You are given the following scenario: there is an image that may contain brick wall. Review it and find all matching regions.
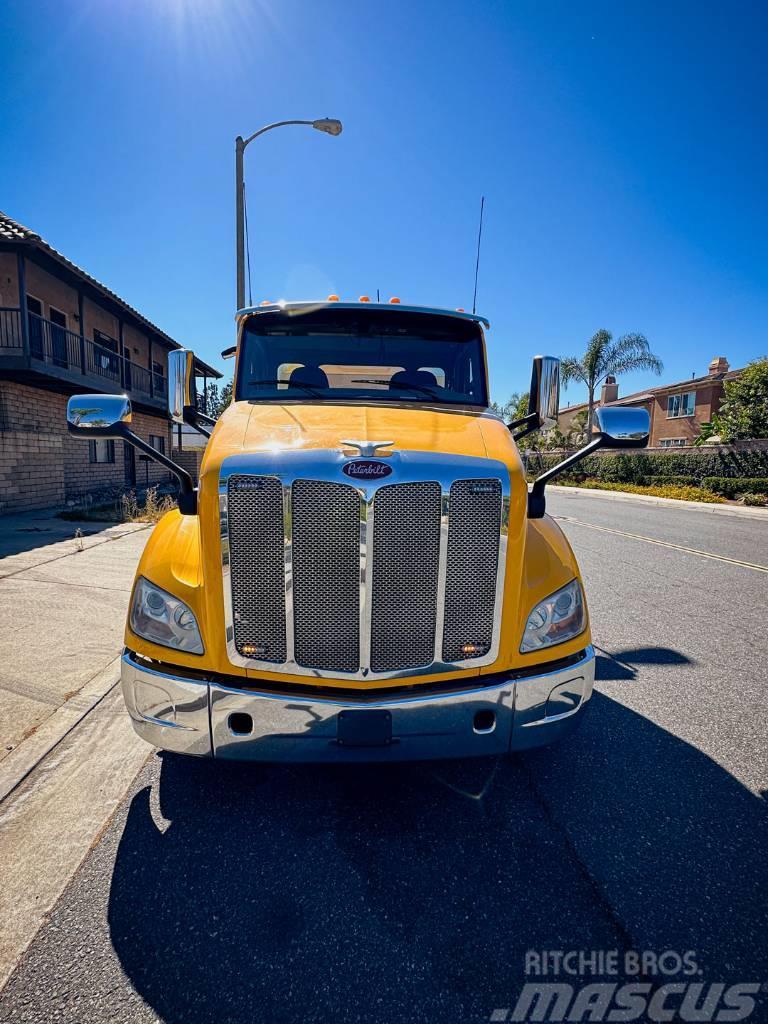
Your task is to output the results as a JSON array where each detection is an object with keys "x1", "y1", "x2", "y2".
[
  {"x1": 172, "y1": 447, "x2": 204, "y2": 484},
  {"x1": 0, "y1": 381, "x2": 172, "y2": 514}
]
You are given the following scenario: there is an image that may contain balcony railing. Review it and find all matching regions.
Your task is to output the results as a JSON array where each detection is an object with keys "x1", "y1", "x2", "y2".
[
  {"x1": 0, "y1": 307, "x2": 167, "y2": 403},
  {"x1": 0, "y1": 308, "x2": 22, "y2": 349}
]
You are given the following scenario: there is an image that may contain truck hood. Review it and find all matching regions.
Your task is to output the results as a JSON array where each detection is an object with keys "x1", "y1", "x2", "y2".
[{"x1": 206, "y1": 400, "x2": 510, "y2": 463}]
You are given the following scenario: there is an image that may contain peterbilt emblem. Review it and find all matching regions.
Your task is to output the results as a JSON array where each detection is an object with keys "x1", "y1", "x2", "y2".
[{"x1": 342, "y1": 460, "x2": 393, "y2": 480}]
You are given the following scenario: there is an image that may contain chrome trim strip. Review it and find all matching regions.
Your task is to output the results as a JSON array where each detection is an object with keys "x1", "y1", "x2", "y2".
[
  {"x1": 219, "y1": 449, "x2": 511, "y2": 682},
  {"x1": 360, "y1": 489, "x2": 372, "y2": 674},
  {"x1": 283, "y1": 481, "x2": 295, "y2": 665},
  {"x1": 433, "y1": 490, "x2": 450, "y2": 658}
]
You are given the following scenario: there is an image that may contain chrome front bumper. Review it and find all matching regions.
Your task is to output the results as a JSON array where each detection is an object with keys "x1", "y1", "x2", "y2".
[{"x1": 120, "y1": 647, "x2": 595, "y2": 763}]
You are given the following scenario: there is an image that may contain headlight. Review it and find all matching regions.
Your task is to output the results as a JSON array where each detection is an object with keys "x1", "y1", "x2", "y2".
[
  {"x1": 520, "y1": 579, "x2": 585, "y2": 653},
  {"x1": 130, "y1": 577, "x2": 204, "y2": 655}
]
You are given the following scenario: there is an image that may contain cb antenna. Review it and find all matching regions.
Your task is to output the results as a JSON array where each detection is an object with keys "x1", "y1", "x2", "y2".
[{"x1": 472, "y1": 195, "x2": 485, "y2": 315}]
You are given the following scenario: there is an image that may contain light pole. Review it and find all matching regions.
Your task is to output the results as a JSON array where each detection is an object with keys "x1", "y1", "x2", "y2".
[{"x1": 235, "y1": 118, "x2": 343, "y2": 311}]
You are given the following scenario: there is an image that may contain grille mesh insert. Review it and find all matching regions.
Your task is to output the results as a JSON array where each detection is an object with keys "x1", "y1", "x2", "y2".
[
  {"x1": 442, "y1": 479, "x2": 502, "y2": 662},
  {"x1": 370, "y1": 482, "x2": 442, "y2": 672},
  {"x1": 292, "y1": 480, "x2": 360, "y2": 672},
  {"x1": 227, "y1": 475, "x2": 286, "y2": 662}
]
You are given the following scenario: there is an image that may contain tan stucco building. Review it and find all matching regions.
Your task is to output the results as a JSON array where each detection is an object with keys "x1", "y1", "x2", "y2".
[{"x1": 557, "y1": 356, "x2": 741, "y2": 448}]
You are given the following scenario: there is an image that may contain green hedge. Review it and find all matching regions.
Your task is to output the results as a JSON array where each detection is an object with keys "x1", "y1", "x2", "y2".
[
  {"x1": 701, "y1": 477, "x2": 768, "y2": 498},
  {"x1": 527, "y1": 449, "x2": 768, "y2": 483},
  {"x1": 643, "y1": 475, "x2": 698, "y2": 487}
]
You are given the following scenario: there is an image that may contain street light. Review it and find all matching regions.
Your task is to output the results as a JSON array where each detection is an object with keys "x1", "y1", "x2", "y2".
[{"x1": 235, "y1": 118, "x2": 343, "y2": 310}]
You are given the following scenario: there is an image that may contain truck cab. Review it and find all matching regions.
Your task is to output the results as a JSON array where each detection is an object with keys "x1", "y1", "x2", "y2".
[{"x1": 66, "y1": 300, "x2": 649, "y2": 762}]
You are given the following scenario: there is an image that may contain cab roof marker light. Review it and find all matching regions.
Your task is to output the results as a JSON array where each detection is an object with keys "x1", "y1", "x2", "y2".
[
  {"x1": 389, "y1": 297, "x2": 401, "y2": 304},
  {"x1": 327, "y1": 294, "x2": 340, "y2": 302},
  {"x1": 359, "y1": 295, "x2": 371, "y2": 302}
]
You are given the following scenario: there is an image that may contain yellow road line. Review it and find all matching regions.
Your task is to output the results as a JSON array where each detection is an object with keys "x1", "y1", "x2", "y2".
[{"x1": 553, "y1": 515, "x2": 768, "y2": 574}]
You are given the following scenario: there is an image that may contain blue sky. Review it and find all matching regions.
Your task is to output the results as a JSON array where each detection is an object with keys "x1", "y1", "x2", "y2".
[{"x1": 1, "y1": 0, "x2": 766, "y2": 407}]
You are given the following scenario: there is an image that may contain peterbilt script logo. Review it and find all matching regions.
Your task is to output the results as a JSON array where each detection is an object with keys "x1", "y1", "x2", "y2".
[{"x1": 342, "y1": 460, "x2": 393, "y2": 480}]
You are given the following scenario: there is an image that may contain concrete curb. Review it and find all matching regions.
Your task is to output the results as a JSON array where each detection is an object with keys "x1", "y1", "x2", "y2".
[
  {"x1": 548, "y1": 485, "x2": 768, "y2": 520},
  {"x1": 0, "y1": 657, "x2": 122, "y2": 805}
]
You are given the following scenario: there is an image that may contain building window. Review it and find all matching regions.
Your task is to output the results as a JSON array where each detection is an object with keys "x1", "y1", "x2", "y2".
[
  {"x1": 88, "y1": 439, "x2": 115, "y2": 463},
  {"x1": 149, "y1": 434, "x2": 166, "y2": 455},
  {"x1": 667, "y1": 392, "x2": 695, "y2": 418},
  {"x1": 658, "y1": 438, "x2": 687, "y2": 448},
  {"x1": 94, "y1": 329, "x2": 117, "y2": 353}
]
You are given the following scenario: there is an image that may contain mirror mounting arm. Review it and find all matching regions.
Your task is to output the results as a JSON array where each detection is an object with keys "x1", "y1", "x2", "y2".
[
  {"x1": 119, "y1": 425, "x2": 198, "y2": 515},
  {"x1": 528, "y1": 436, "x2": 605, "y2": 519},
  {"x1": 507, "y1": 411, "x2": 539, "y2": 433},
  {"x1": 184, "y1": 408, "x2": 213, "y2": 440}
]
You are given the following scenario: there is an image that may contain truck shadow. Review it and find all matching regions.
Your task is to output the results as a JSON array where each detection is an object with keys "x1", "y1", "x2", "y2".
[{"x1": 107, "y1": 665, "x2": 768, "y2": 1024}]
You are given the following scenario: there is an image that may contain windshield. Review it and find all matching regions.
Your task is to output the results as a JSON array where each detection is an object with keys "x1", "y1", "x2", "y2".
[{"x1": 236, "y1": 308, "x2": 488, "y2": 407}]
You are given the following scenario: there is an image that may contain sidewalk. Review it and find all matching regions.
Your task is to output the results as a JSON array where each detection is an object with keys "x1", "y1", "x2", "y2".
[
  {"x1": 548, "y1": 484, "x2": 768, "y2": 520},
  {"x1": 0, "y1": 509, "x2": 154, "y2": 989},
  {"x1": 0, "y1": 510, "x2": 152, "y2": 764}
]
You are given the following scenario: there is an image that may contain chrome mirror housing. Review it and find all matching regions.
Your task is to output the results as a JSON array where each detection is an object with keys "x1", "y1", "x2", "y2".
[
  {"x1": 168, "y1": 349, "x2": 196, "y2": 425},
  {"x1": 66, "y1": 394, "x2": 132, "y2": 437},
  {"x1": 528, "y1": 356, "x2": 560, "y2": 430},
  {"x1": 594, "y1": 405, "x2": 650, "y2": 448}
]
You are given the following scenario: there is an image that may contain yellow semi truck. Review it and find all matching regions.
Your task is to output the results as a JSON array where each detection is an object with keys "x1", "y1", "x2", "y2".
[{"x1": 67, "y1": 300, "x2": 649, "y2": 762}]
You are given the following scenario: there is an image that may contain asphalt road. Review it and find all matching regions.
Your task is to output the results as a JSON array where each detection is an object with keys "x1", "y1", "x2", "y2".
[{"x1": 1, "y1": 492, "x2": 767, "y2": 1024}]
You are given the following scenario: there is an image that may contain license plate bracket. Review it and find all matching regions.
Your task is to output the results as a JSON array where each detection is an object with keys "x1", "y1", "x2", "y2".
[{"x1": 337, "y1": 709, "x2": 393, "y2": 747}]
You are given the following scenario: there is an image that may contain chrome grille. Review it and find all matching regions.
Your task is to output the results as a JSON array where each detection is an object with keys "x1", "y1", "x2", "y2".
[
  {"x1": 442, "y1": 479, "x2": 502, "y2": 662},
  {"x1": 292, "y1": 480, "x2": 360, "y2": 672},
  {"x1": 227, "y1": 475, "x2": 286, "y2": 662},
  {"x1": 222, "y1": 453, "x2": 507, "y2": 680},
  {"x1": 370, "y1": 481, "x2": 442, "y2": 672}
]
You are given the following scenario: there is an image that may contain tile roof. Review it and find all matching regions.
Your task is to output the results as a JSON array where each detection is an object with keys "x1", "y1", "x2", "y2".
[{"x1": 0, "y1": 210, "x2": 221, "y2": 378}]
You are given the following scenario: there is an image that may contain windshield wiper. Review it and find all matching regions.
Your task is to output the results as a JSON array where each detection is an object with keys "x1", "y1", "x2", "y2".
[
  {"x1": 247, "y1": 378, "x2": 323, "y2": 397},
  {"x1": 351, "y1": 378, "x2": 440, "y2": 398}
]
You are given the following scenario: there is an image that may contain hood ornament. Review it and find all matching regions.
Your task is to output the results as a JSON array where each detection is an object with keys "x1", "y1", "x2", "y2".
[{"x1": 341, "y1": 439, "x2": 394, "y2": 457}]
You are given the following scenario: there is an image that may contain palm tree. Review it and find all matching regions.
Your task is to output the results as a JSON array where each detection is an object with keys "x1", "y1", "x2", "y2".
[{"x1": 560, "y1": 330, "x2": 663, "y2": 433}]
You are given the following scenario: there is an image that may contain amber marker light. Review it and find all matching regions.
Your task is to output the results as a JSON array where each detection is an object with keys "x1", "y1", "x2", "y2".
[
  {"x1": 327, "y1": 294, "x2": 340, "y2": 302},
  {"x1": 389, "y1": 297, "x2": 401, "y2": 304},
  {"x1": 359, "y1": 295, "x2": 371, "y2": 302}
]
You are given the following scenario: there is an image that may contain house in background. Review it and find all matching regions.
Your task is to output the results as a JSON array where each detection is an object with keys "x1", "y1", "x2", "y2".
[
  {"x1": 0, "y1": 210, "x2": 220, "y2": 514},
  {"x1": 557, "y1": 356, "x2": 741, "y2": 448}
]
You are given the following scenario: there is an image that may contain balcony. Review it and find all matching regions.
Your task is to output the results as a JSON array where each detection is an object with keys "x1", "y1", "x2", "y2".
[{"x1": 0, "y1": 307, "x2": 168, "y2": 409}]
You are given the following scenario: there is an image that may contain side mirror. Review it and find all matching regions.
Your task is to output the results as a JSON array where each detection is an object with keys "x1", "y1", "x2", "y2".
[
  {"x1": 528, "y1": 355, "x2": 560, "y2": 430},
  {"x1": 594, "y1": 405, "x2": 650, "y2": 448},
  {"x1": 168, "y1": 349, "x2": 196, "y2": 425},
  {"x1": 528, "y1": 402, "x2": 650, "y2": 518},
  {"x1": 66, "y1": 393, "x2": 197, "y2": 514},
  {"x1": 67, "y1": 394, "x2": 132, "y2": 437}
]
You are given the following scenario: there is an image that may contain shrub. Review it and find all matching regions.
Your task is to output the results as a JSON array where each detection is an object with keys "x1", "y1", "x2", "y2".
[
  {"x1": 568, "y1": 480, "x2": 727, "y2": 503},
  {"x1": 529, "y1": 449, "x2": 768, "y2": 483},
  {"x1": 701, "y1": 477, "x2": 768, "y2": 498},
  {"x1": 743, "y1": 493, "x2": 768, "y2": 507},
  {"x1": 643, "y1": 475, "x2": 698, "y2": 487}
]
